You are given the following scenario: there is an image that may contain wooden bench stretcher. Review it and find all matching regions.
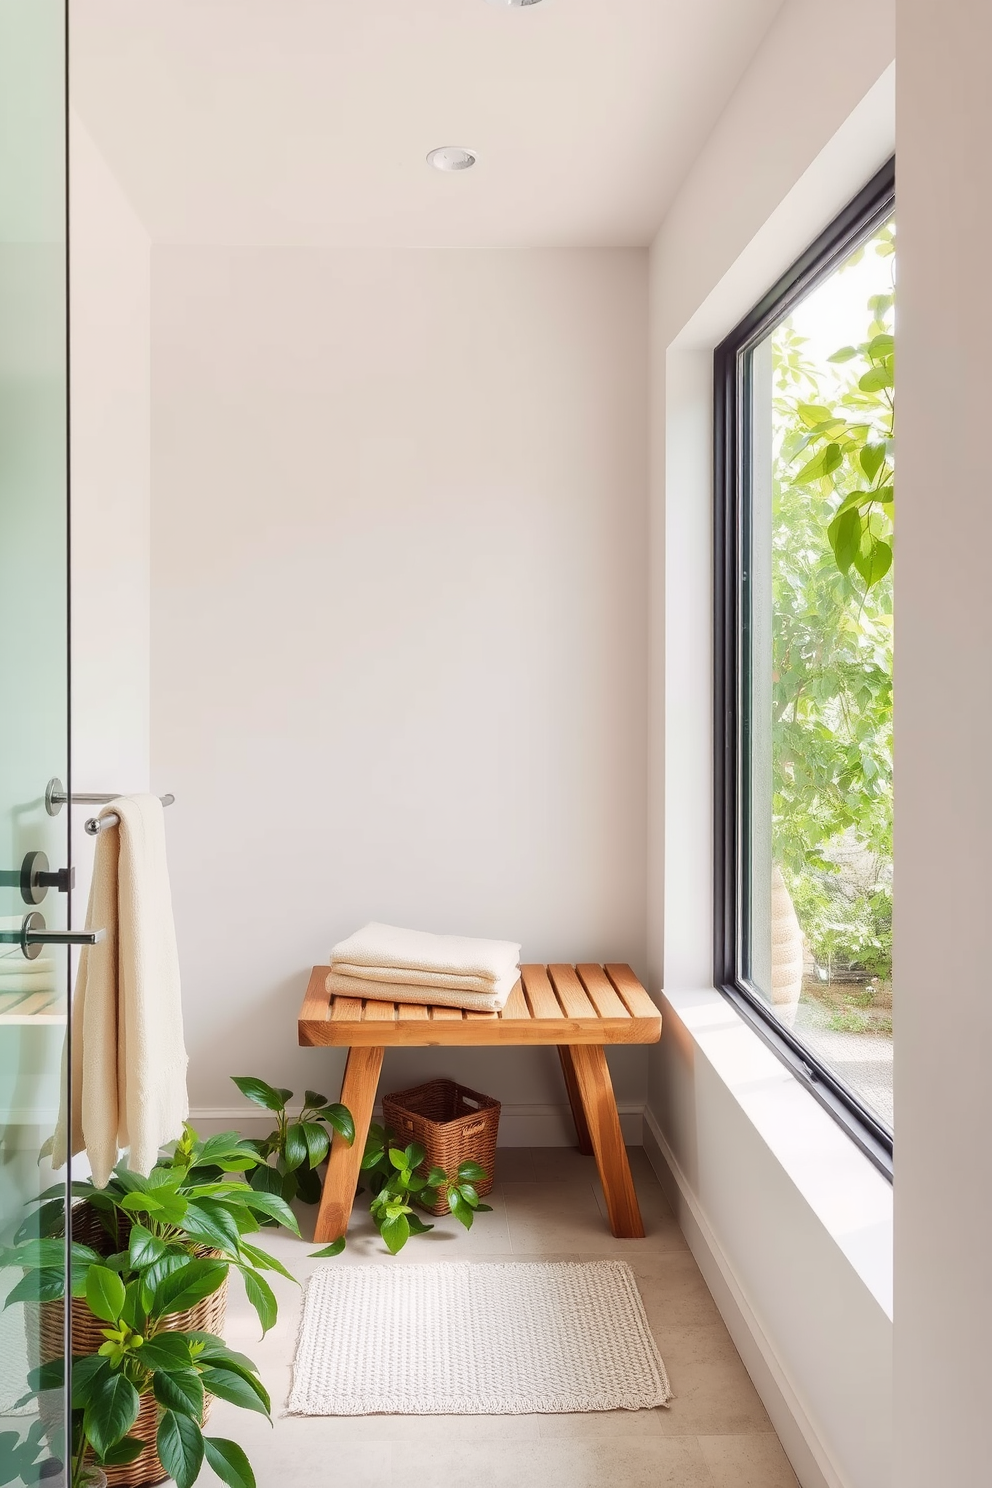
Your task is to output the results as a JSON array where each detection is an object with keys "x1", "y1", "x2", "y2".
[{"x1": 298, "y1": 962, "x2": 661, "y2": 1242}]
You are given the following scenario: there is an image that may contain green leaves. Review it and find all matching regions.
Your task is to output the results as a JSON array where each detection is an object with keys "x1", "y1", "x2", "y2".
[
  {"x1": 826, "y1": 508, "x2": 861, "y2": 574},
  {"x1": 3, "y1": 1267, "x2": 64, "y2": 1307},
  {"x1": 867, "y1": 332, "x2": 894, "y2": 358},
  {"x1": 204, "y1": 1437, "x2": 257, "y2": 1488},
  {"x1": 100, "y1": 1436, "x2": 147, "y2": 1467},
  {"x1": 309, "y1": 1237, "x2": 347, "y2": 1258},
  {"x1": 157, "y1": 1409, "x2": 205, "y2": 1488},
  {"x1": 241, "y1": 1267, "x2": 278, "y2": 1336},
  {"x1": 232, "y1": 1076, "x2": 290, "y2": 1112},
  {"x1": 854, "y1": 537, "x2": 892, "y2": 587},
  {"x1": 85, "y1": 1266, "x2": 126, "y2": 1323},
  {"x1": 182, "y1": 1198, "x2": 245, "y2": 1256},
  {"x1": 859, "y1": 363, "x2": 893, "y2": 393},
  {"x1": 447, "y1": 1188, "x2": 475, "y2": 1230},
  {"x1": 859, "y1": 442, "x2": 886, "y2": 484},
  {"x1": 240, "y1": 1189, "x2": 300, "y2": 1235},
  {"x1": 83, "y1": 1372, "x2": 140, "y2": 1459},
  {"x1": 794, "y1": 441, "x2": 843, "y2": 484},
  {"x1": 240, "y1": 1241, "x2": 298, "y2": 1281},
  {"x1": 768, "y1": 244, "x2": 894, "y2": 986},
  {"x1": 137, "y1": 1332, "x2": 194, "y2": 1372},
  {"x1": 318, "y1": 1103, "x2": 355, "y2": 1144},
  {"x1": 301, "y1": 1121, "x2": 331, "y2": 1170},
  {"x1": 129, "y1": 1224, "x2": 167, "y2": 1270},
  {"x1": 150, "y1": 1258, "x2": 228, "y2": 1319},
  {"x1": 199, "y1": 1364, "x2": 271, "y2": 1417},
  {"x1": 283, "y1": 1122, "x2": 309, "y2": 1173},
  {"x1": 380, "y1": 1214, "x2": 411, "y2": 1255},
  {"x1": 361, "y1": 1128, "x2": 491, "y2": 1252},
  {"x1": 153, "y1": 1366, "x2": 206, "y2": 1421}
]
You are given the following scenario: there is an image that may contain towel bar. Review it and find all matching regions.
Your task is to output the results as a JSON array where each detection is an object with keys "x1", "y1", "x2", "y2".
[
  {"x1": 45, "y1": 778, "x2": 175, "y2": 834},
  {"x1": 84, "y1": 797, "x2": 175, "y2": 835}
]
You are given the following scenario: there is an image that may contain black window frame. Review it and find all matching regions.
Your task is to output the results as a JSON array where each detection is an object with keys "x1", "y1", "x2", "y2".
[{"x1": 713, "y1": 157, "x2": 895, "y2": 1179}]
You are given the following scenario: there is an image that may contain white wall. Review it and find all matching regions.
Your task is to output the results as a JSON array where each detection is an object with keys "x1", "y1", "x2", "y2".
[
  {"x1": 150, "y1": 246, "x2": 649, "y2": 1134},
  {"x1": 646, "y1": 4, "x2": 896, "y2": 1488},
  {"x1": 893, "y1": 3, "x2": 992, "y2": 1484},
  {"x1": 69, "y1": 112, "x2": 151, "y2": 910}
]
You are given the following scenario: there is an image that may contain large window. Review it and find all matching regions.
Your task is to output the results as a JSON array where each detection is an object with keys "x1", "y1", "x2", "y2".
[{"x1": 715, "y1": 161, "x2": 895, "y2": 1173}]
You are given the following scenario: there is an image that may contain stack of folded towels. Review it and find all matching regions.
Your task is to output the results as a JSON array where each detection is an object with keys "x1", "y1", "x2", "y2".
[{"x1": 327, "y1": 922, "x2": 522, "y2": 1013}]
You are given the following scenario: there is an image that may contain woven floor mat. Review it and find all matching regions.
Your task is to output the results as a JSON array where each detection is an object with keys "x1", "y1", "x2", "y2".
[{"x1": 288, "y1": 1260, "x2": 672, "y2": 1416}]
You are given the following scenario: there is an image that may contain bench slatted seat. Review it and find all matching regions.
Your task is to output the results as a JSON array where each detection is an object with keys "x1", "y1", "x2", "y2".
[{"x1": 299, "y1": 962, "x2": 661, "y2": 1244}]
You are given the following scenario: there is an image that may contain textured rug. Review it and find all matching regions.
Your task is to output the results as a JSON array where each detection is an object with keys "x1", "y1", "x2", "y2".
[{"x1": 288, "y1": 1260, "x2": 672, "y2": 1415}]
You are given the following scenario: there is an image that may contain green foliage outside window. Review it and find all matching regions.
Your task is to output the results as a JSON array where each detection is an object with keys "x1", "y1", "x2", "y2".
[{"x1": 771, "y1": 221, "x2": 895, "y2": 985}]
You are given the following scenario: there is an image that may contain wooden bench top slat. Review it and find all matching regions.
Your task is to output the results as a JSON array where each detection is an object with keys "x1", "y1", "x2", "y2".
[
  {"x1": 605, "y1": 963, "x2": 660, "y2": 1020},
  {"x1": 520, "y1": 964, "x2": 565, "y2": 1020},
  {"x1": 300, "y1": 964, "x2": 660, "y2": 1048},
  {"x1": 575, "y1": 963, "x2": 630, "y2": 1019},
  {"x1": 360, "y1": 998, "x2": 398, "y2": 1021},
  {"x1": 547, "y1": 963, "x2": 597, "y2": 1019},
  {"x1": 328, "y1": 995, "x2": 364, "y2": 1022},
  {"x1": 501, "y1": 979, "x2": 529, "y2": 1021}
]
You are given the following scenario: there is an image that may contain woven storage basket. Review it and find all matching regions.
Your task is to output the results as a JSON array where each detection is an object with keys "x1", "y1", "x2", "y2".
[
  {"x1": 39, "y1": 1203, "x2": 228, "y2": 1488},
  {"x1": 382, "y1": 1078, "x2": 500, "y2": 1216}
]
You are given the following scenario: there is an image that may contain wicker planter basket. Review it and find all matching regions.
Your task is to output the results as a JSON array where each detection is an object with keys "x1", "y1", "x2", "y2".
[
  {"x1": 383, "y1": 1079, "x2": 500, "y2": 1216},
  {"x1": 39, "y1": 1203, "x2": 228, "y2": 1488}
]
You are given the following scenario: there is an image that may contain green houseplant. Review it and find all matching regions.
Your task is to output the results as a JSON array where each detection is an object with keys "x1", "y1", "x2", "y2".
[
  {"x1": 231, "y1": 1077, "x2": 355, "y2": 1208},
  {"x1": 357, "y1": 1126, "x2": 491, "y2": 1255},
  {"x1": 6, "y1": 1125, "x2": 301, "y2": 1488}
]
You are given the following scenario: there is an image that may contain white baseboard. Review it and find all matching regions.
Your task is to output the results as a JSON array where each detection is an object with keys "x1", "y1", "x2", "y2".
[
  {"x1": 189, "y1": 1103, "x2": 644, "y2": 1148},
  {"x1": 643, "y1": 1108, "x2": 846, "y2": 1488}
]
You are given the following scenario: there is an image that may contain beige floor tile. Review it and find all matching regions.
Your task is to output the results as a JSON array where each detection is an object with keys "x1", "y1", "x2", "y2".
[
  {"x1": 632, "y1": 1249, "x2": 726, "y2": 1330},
  {"x1": 503, "y1": 1179, "x2": 686, "y2": 1254},
  {"x1": 489, "y1": 1146, "x2": 537, "y2": 1181},
  {"x1": 699, "y1": 1432, "x2": 801, "y2": 1487},
  {"x1": 654, "y1": 1323, "x2": 772, "y2": 1436},
  {"x1": 487, "y1": 1438, "x2": 715, "y2": 1488},
  {"x1": 537, "y1": 1405, "x2": 672, "y2": 1440}
]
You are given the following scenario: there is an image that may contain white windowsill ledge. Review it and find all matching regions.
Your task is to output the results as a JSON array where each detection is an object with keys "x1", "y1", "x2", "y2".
[{"x1": 661, "y1": 985, "x2": 894, "y2": 1320}]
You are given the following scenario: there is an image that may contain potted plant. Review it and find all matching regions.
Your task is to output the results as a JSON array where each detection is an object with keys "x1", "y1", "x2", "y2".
[
  {"x1": 358, "y1": 1128, "x2": 491, "y2": 1254},
  {"x1": 231, "y1": 1077, "x2": 354, "y2": 1209},
  {"x1": 7, "y1": 1124, "x2": 301, "y2": 1487}
]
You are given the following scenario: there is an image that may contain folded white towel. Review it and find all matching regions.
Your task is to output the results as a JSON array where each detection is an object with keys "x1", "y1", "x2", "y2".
[
  {"x1": 332, "y1": 962, "x2": 512, "y2": 995},
  {"x1": 0, "y1": 954, "x2": 55, "y2": 978},
  {"x1": 52, "y1": 794, "x2": 189, "y2": 1187},
  {"x1": 330, "y1": 923, "x2": 520, "y2": 986},
  {"x1": 326, "y1": 967, "x2": 519, "y2": 1014},
  {"x1": 0, "y1": 974, "x2": 56, "y2": 996}
]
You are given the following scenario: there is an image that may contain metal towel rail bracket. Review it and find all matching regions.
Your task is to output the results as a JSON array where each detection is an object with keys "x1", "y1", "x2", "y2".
[{"x1": 45, "y1": 778, "x2": 175, "y2": 834}]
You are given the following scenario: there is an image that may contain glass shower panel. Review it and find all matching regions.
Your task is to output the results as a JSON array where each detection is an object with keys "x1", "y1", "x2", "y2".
[{"x1": 0, "y1": 0, "x2": 71, "y2": 1480}]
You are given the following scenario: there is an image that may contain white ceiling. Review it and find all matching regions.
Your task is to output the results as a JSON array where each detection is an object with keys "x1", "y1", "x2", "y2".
[{"x1": 71, "y1": 0, "x2": 783, "y2": 247}]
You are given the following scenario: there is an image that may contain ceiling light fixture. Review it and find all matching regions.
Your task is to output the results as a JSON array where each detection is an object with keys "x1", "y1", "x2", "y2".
[
  {"x1": 485, "y1": 0, "x2": 544, "y2": 7},
  {"x1": 427, "y1": 146, "x2": 478, "y2": 172}
]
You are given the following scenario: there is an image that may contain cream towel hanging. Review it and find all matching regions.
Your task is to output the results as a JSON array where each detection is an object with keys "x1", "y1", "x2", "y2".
[{"x1": 53, "y1": 794, "x2": 188, "y2": 1186}]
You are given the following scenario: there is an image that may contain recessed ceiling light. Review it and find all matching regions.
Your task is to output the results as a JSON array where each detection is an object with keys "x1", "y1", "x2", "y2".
[
  {"x1": 427, "y1": 147, "x2": 478, "y2": 172},
  {"x1": 485, "y1": 0, "x2": 544, "y2": 7}
]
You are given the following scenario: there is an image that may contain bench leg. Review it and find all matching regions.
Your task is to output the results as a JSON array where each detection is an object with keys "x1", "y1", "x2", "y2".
[
  {"x1": 557, "y1": 1047, "x2": 594, "y2": 1155},
  {"x1": 566, "y1": 1044, "x2": 645, "y2": 1239},
  {"x1": 314, "y1": 1045, "x2": 384, "y2": 1244}
]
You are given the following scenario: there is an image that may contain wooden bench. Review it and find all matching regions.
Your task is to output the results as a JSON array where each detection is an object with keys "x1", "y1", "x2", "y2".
[{"x1": 298, "y1": 962, "x2": 661, "y2": 1242}]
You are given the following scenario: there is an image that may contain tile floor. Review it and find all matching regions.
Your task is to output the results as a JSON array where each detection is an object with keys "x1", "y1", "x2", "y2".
[{"x1": 198, "y1": 1147, "x2": 799, "y2": 1488}]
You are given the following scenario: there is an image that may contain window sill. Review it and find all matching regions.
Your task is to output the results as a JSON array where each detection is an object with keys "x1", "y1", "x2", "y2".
[{"x1": 661, "y1": 985, "x2": 893, "y2": 1320}]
